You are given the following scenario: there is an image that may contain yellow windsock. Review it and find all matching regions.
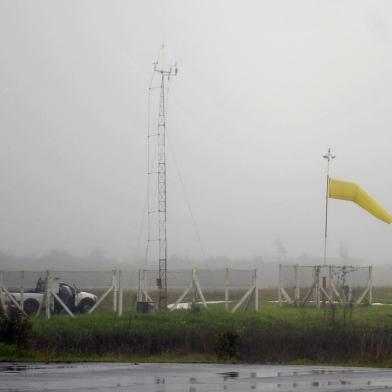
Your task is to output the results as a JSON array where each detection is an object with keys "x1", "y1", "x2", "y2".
[{"x1": 329, "y1": 178, "x2": 392, "y2": 224}]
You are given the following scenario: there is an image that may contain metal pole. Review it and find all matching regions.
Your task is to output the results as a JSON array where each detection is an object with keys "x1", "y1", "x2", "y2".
[
  {"x1": 323, "y1": 173, "x2": 330, "y2": 265},
  {"x1": 323, "y1": 148, "x2": 335, "y2": 265}
]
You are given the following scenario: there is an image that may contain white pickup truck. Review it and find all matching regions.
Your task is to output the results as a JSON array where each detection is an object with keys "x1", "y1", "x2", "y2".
[{"x1": 10, "y1": 278, "x2": 98, "y2": 315}]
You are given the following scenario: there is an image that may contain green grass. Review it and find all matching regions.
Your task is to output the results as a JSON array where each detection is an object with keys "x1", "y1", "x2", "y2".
[
  {"x1": 0, "y1": 343, "x2": 37, "y2": 361},
  {"x1": 3, "y1": 302, "x2": 392, "y2": 365}
]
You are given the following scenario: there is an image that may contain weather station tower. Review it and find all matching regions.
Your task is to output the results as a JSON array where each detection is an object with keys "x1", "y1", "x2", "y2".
[{"x1": 146, "y1": 51, "x2": 178, "y2": 310}]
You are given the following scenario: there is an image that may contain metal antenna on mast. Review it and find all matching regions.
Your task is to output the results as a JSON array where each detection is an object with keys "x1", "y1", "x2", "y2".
[{"x1": 147, "y1": 48, "x2": 178, "y2": 310}]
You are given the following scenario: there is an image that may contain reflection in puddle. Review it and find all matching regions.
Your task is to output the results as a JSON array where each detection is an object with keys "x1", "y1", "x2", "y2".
[
  {"x1": 155, "y1": 376, "x2": 165, "y2": 384},
  {"x1": 214, "y1": 366, "x2": 391, "y2": 392},
  {"x1": 0, "y1": 363, "x2": 74, "y2": 373},
  {"x1": 220, "y1": 371, "x2": 240, "y2": 378},
  {"x1": 188, "y1": 376, "x2": 197, "y2": 391},
  {"x1": 275, "y1": 368, "x2": 354, "y2": 379},
  {"x1": 154, "y1": 376, "x2": 165, "y2": 392},
  {"x1": 272, "y1": 378, "x2": 375, "y2": 391},
  {"x1": 0, "y1": 364, "x2": 37, "y2": 373}
]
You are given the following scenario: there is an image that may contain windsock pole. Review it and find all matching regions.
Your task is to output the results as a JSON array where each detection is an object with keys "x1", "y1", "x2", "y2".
[{"x1": 322, "y1": 148, "x2": 335, "y2": 265}]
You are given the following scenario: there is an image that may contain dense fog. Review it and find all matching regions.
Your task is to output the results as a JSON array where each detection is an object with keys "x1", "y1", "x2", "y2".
[{"x1": 1, "y1": 1, "x2": 392, "y2": 269}]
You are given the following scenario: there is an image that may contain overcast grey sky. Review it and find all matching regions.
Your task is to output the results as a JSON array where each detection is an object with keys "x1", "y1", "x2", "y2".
[{"x1": 0, "y1": 1, "x2": 391, "y2": 265}]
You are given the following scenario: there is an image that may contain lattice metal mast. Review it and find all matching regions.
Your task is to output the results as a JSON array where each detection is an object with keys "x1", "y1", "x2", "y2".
[{"x1": 153, "y1": 59, "x2": 177, "y2": 309}]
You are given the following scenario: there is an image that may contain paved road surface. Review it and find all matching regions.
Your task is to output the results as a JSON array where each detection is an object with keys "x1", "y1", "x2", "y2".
[{"x1": 1, "y1": 363, "x2": 392, "y2": 391}]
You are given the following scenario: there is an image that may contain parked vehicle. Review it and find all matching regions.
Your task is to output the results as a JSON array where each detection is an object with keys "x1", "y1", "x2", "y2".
[{"x1": 10, "y1": 278, "x2": 98, "y2": 315}]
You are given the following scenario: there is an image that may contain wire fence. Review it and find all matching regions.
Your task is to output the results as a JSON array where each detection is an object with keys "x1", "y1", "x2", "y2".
[
  {"x1": 0, "y1": 268, "x2": 258, "y2": 318},
  {"x1": 1, "y1": 264, "x2": 387, "y2": 318},
  {"x1": 278, "y1": 264, "x2": 372, "y2": 307}
]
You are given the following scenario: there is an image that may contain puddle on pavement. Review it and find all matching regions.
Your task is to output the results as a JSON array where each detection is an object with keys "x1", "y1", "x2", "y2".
[
  {"x1": 0, "y1": 363, "x2": 391, "y2": 391},
  {"x1": 215, "y1": 368, "x2": 378, "y2": 392}
]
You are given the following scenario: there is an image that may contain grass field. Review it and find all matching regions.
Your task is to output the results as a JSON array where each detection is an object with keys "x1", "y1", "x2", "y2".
[{"x1": 2, "y1": 301, "x2": 392, "y2": 365}]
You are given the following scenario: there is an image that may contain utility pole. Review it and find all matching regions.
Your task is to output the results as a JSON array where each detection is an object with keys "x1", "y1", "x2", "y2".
[
  {"x1": 147, "y1": 52, "x2": 177, "y2": 310},
  {"x1": 323, "y1": 147, "x2": 335, "y2": 265}
]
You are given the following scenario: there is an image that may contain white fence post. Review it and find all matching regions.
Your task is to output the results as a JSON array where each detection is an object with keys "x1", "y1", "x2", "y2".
[
  {"x1": 0, "y1": 271, "x2": 5, "y2": 311},
  {"x1": 328, "y1": 264, "x2": 333, "y2": 305},
  {"x1": 278, "y1": 264, "x2": 282, "y2": 307},
  {"x1": 137, "y1": 269, "x2": 142, "y2": 302},
  {"x1": 369, "y1": 265, "x2": 373, "y2": 305},
  {"x1": 315, "y1": 266, "x2": 321, "y2": 309},
  {"x1": 194, "y1": 268, "x2": 207, "y2": 308},
  {"x1": 20, "y1": 271, "x2": 25, "y2": 312},
  {"x1": 45, "y1": 270, "x2": 51, "y2": 320},
  {"x1": 191, "y1": 268, "x2": 197, "y2": 304},
  {"x1": 254, "y1": 268, "x2": 259, "y2": 311},
  {"x1": 225, "y1": 268, "x2": 230, "y2": 311},
  {"x1": 118, "y1": 270, "x2": 123, "y2": 317},
  {"x1": 113, "y1": 270, "x2": 118, "y2": 312},
  {"x1": 294, "y1": 264, "x2": 299, "y2": 305}
]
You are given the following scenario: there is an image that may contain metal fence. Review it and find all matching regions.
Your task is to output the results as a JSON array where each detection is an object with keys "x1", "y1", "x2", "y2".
[
  {"x1": 0, "y1": 268, "x2": 258, "y2": 318},
  {"x1": 278, "y1": 264, "x2": 372, "y2": 307},
  {"x1": 137, "y1": 268, "x2": 258, "y2": 312},
  {"x1": 0, "y1": 264, "x2": 378, "y2": 318}
]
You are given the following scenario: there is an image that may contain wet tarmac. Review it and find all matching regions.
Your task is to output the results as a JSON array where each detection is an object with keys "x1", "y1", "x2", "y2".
[{"x1": 1, "y1": 363, "x2": 392, "y2": 391}]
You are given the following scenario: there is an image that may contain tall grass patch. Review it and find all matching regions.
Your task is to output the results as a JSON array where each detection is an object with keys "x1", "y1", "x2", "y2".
[{"x1": 23, "y1": 303, "x2": 392, "y2": 364}]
